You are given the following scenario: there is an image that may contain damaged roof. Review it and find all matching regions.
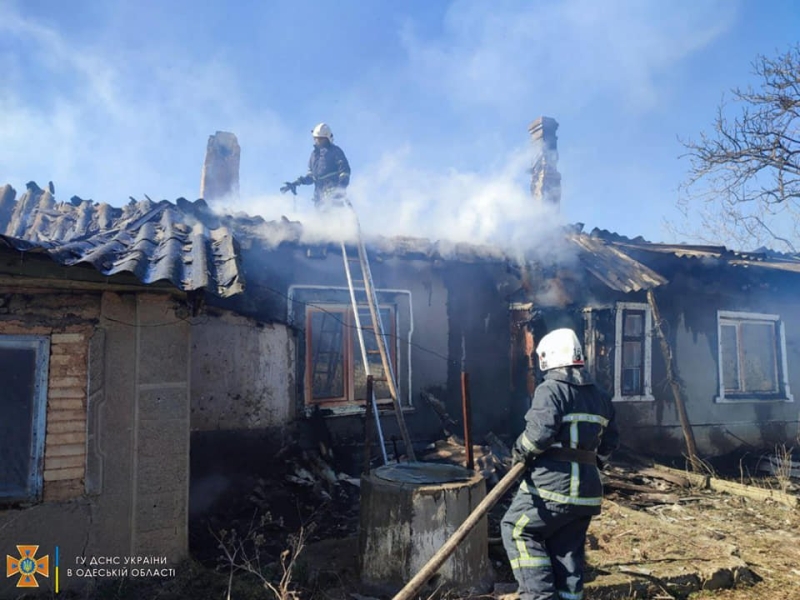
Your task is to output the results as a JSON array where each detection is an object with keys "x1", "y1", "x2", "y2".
[
  {"x1": 6, "y1": 180, "x2": 798, "y2": 302},
  {"x1": 589, "y1": 228, "x2": 800, "y2": 275},
  {"x1": 566, "y1": 231, "x2": 668, "y2": 293},
  {"x1": 0, "y1": 181, "x2": 512, "y2": 299},
  {"x1": 0, "y1": 182, "x2": 243, "y2": 297}
]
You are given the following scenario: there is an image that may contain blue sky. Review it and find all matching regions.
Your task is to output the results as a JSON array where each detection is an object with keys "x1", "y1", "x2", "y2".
[{"x1": 1, "y1": 0, "x2": 799, "y2": 251}]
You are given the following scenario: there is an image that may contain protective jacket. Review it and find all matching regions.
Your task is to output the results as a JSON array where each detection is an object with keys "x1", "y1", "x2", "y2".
[
  {"x1": 515, "y1": 367, "x2": 619, "y2": 515},
  {"x1": 298, "y1": 142, "x2": 351, "y2": 205}
]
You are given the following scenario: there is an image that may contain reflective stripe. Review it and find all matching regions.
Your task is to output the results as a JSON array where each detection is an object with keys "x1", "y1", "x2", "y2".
[
  {"x1": 569, "y1": 422, "x2": 580, "y2": 496},
  {"x1": 570, "y1": 460, "x2": 580, "y2": 497},
  {"x1": 510, "y1": 556, "x2": 551, "y2": 569},
  {"x1": 512, "y1": 513, "x2": 530, "y2": 560},
  {"x1": 510, "y1": 513, "x2": 551, "y2": 570},
  {"x1": 558, "y1": 590, "x2": 583, "y2": 600},
  {"x1": 564, "y1": 413, "x2": 609, "y2": 427},
  {"x1": 521, "y1": 480, "x2": 602, "y2": 507},
  {"x1": 520, "y1": 434, "x2": 541, "y2": 453}
]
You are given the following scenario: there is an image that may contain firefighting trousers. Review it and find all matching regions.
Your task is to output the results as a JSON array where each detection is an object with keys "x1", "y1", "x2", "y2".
[
  {"x1": 500, "y1": 487, "x2": 593, "y2": 600},
  {"x1": 313, "y1": 186, "x2": 348, "y2": 209}
]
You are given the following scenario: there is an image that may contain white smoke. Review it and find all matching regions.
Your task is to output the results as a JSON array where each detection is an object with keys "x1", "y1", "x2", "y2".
[{"x1": 229, "y1": 141, "x2": 576, "y2": 265}]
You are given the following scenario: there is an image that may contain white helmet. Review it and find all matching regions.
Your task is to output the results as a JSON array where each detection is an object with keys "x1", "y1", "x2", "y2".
[
  {"x1": 536, "y1": 328, "x2": 584, "y2": 371},
  {"x1": 311, "y1": 122, "x2": 333, "y2": 142}
]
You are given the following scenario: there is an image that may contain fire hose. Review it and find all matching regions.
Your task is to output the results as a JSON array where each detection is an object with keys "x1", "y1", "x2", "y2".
[{"x1": 391, "y1": 461, "x2": 527, "y2": 600}]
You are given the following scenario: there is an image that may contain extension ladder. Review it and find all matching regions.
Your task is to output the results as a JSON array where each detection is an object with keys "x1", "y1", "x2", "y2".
[{"x1": 340, "y1": 206, "x2": 416, "y2": 464}]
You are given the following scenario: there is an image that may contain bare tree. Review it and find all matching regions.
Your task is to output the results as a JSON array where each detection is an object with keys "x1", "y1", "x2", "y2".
[{"x1": 674, "y1": 45, "x2": 800, "y2": 252}]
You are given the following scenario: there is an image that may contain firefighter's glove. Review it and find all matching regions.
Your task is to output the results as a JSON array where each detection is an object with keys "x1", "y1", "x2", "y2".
[
  {"x1": 512, "y1": 436, "x2": 534, "y2": 467},
  {"x1": 280, "y1": 181, "x2": 298, "y2": 195}
]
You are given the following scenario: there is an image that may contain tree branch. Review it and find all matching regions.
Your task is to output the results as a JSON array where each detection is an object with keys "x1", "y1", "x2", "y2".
[{"x1": 676, "y1": 44, "x2": 800, "y2": 250}]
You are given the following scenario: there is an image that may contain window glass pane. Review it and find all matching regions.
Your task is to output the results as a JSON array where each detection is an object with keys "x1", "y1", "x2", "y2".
[
  {"x1": 309, "y1": 311, "x2": 345, "y2": 399},
  {"x1": 353, "y1": 308, "x2": 393, "y2": 401},
  {"x1": 622, "y1": 368, "x2": 641, "y2": 395},
  {"x1": 624, "y1": 312, "x2": 644, "y2": 337},
  {"x1": 741, "y1": 322, "x2": 777, "y2": 392},
  {"x1": 622, "y1": 341, "x2": 642, "y2": 367},
  {"x1": 720, "y1": 324, "x2": 740, "y2": 392},
  {"x1": 0, "y1": 347, "x2": 37, "y2": 498}
]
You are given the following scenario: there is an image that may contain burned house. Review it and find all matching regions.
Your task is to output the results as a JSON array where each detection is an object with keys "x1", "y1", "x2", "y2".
[
  {"x1": 573, "y1": 230, "x2": 800, "y2": 457},
  {"x1": 0, "y1": 180, "x2": 527, "y2": 595},
  {"x1": 2, "y1": 119, "x2": 800, "y2": 594}
]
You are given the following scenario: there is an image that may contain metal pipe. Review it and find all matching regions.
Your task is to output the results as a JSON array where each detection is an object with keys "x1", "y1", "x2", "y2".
[
  {"x1": 364, "y1": 375, "x2": 374, "y2": 475},
  {"x1": 461, "y1": 372, "x2": 474, "y2": 471}
]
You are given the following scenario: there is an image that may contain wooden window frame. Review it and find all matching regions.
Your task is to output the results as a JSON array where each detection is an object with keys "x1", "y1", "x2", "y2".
[
  {"x1": 613, "y1": 302, "x2": 654, "y2": 402},
  {"x1": 0, "y1": 335, "x2": 50, "y2": 503},
  {"x1": 304, "y1": 304, "x2": 397, "y2": 408},
  {"x1": 716, "y1": 311, "x2": 793, "y2": 403}
]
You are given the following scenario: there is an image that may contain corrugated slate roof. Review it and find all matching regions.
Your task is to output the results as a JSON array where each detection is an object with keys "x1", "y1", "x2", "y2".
[
  {"x1": 9, "y1": 180, "x2": 795, "y2": 300},
  {"x1": 567, "y1": 231, "x2": 668, "y2": 292},
  {"x1": 0, "y1": 182, "x2": 243, "y2": 297},
  {"x1": 0, "y1": 181, "x2": 670, "y2": 297},
  {"x1": 589, "y1": 228, "x2": 800, "y2": 274}
]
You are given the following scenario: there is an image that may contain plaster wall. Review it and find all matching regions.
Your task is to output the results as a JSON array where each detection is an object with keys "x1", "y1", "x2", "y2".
[
  {"x1": 190, "y1": 311, "x2": 296, "y2": 430},
  {"x1": 613, "y1": 282, "x2": 800, "y2": 456}
]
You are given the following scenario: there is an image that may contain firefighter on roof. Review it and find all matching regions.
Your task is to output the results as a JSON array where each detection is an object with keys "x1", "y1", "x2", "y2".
[
  {"x1": 281, "y1": 122, "x2": 351, "y2": 208},
  {"x1": 501, "y1": 327, "x2": 619, "y2": 600}
]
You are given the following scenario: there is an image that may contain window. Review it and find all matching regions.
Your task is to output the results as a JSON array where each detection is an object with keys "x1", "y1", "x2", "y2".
[
  {"x1": 0, "y1": 335, "x2": 50, "y2": 503},
  {"x1": 613, "y1": 303, "x2": 654, "y2": 402},
  {"x1": 306, "y1": 304, "x2": 397, "y2": 407},
  {"x1": 716, "y1": 311, "x2": 793, "y2": 403}
]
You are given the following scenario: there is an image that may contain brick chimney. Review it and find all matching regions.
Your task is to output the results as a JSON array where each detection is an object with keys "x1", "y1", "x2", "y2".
[
  {"x1": 200, "y1": 131, "x2": 240, "y2": 202},
  {"x1": 529, "y1": 117, "x2": 561, "y2": 210}
]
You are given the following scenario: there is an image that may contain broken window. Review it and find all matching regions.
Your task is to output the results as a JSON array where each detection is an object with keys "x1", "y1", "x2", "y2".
[
  {"x1": 583, "y1": 308, "x2": 615, "y2": 393},
  {"x1": 613, "y1": 303, "x2": 654, "y2": 402},
  {"x1": 717, "y1": 311, "x2": 791, "y2": 402},
  {"x1": 306, "y1": 304, "x2": 397, "y2": 406},
  {"x1": 0, "y1": 335, "x2": 49, "y2": 503}
]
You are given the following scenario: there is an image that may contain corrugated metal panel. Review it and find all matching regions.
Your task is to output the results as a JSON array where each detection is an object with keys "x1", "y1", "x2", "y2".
[{"x1": 0, "y1": 182, "x2": 243, "y2": 297}]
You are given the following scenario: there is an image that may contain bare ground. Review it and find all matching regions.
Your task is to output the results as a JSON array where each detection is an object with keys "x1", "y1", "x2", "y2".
[
  {"x1": 17, "y1": 450, "x2": 800, "y2": 600},
  {"x1": 293, "y1": 457, "x2": 800, "y2": 600}
]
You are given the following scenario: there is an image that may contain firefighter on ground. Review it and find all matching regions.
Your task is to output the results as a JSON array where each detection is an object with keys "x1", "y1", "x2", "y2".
[
  {"x1": 281, "y1": 123, "x2": 351, "y2": 208},
  {"x1": 501, "y1": 327, "x2": 619, "y2": 600}
]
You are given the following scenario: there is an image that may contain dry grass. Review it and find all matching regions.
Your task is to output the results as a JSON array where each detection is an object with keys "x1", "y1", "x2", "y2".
[{"x1": 213, "y1": 512, "x2": 315, "y2": 600}]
